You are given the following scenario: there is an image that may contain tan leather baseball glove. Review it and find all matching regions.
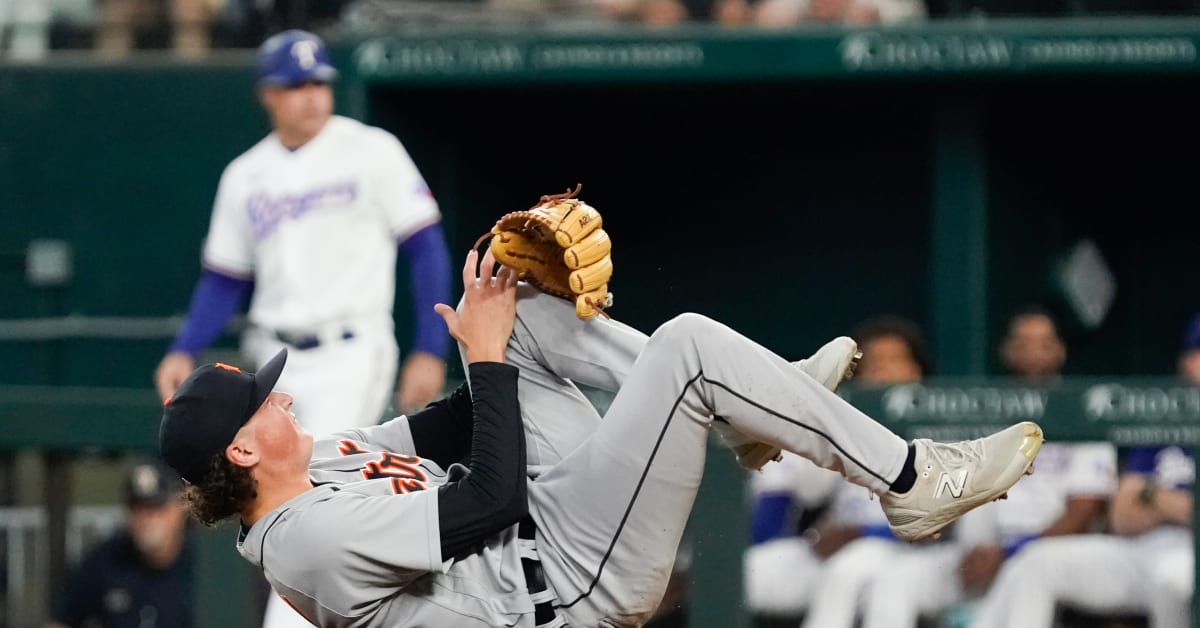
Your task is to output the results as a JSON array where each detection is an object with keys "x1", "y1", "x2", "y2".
[{"x1": 481, "y1": 184, "x2": 613, "y2": 320}]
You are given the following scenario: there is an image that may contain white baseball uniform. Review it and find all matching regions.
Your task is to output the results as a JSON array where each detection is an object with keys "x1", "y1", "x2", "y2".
[
  {"x1": 203, "y1": 114, "x2": 440, "y2": 439},
  {"x1": 240, "y1": 287, "x2": 915, "y2": 627},
  {"x1": 798, "y1": 441, "x2": 1117, "y2": 628},
  {"x1": 744, "y1": 452, "x2": 883, "y2": 617},
  {"x1": 971, "y1": 446, "x2": 1194, "y2": 628}
]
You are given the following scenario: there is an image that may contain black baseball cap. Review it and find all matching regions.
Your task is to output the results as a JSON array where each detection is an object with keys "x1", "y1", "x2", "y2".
[
  {"x1": 124, "y1": 459, "x2": 183, "y2": 508},
  {"x1": 159, "y1": 349, "x2": 288, "y2": 485}
]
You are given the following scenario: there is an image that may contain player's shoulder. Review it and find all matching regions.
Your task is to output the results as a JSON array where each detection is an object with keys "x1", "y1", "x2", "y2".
[
  {"x1": 220, "y1": 134, "x2": 283, "y2": 180},
  {"x1": 329, "y1": 115, "x2": 409, "y2": 154}
]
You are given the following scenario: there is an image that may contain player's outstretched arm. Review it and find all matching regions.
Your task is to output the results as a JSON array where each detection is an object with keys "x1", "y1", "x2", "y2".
[{"x1": 432, "y1": 248, "x2": 528, "y2": 559}]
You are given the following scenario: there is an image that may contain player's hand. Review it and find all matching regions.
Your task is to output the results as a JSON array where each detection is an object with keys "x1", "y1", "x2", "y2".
[
  {"x1": 958, "y1": 544, "x2": 1004, "y2": 595},
  {"x1": 435, "y1": 249, "x2": 518, "y2": 364},
  {"x1": 396, "y1": 352, "x2": 447, "y2": 414},
  {"x1": 154, "y1": 351, "x2": 196, "y2": 402}
]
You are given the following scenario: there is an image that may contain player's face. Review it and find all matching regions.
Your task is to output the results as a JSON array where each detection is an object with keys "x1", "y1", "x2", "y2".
[
  {"x1": 260, "y1": 82, "x2": 334, "y2": 147},
  {"x1": 858, "y1": 335, "x2": 923, "y2": 384},
  {"x1": 128, "y1": 498, "x2": 186, "y2": 559},
  {"x1": 1001, "y1": 315, "x2": 1066, "y2": 379},
  {"x1": 244, "y1": 390, "x2": 313, "y2": 468},
  {"x1": 1180, "y1": 350, "x2": 1200, "y2": 384}
]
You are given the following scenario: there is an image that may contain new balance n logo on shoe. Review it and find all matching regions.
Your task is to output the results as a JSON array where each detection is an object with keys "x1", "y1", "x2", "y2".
[{"x1": 935, "y1": 470, "x2": 968, "y2": 499}]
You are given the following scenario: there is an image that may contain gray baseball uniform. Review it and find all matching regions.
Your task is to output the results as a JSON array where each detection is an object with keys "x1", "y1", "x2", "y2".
[{"x1": 237, "y1": 287, "x2": 910, "y2": 627}]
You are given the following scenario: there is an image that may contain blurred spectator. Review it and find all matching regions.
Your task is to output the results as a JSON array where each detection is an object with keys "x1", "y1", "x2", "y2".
[
  {"x1": 749, "y1": 0, "x2": 925, "y2": 28},
  {"x1": 999, "y1": 305, "x2": 1067, "y2": 383},
  {"x1": 853, "y1": 314, "x2": 932, "y2": 386},
  {"x1": 597, "y1": 0, "x2": 923, "y2": 27},
  {"x1": 97, "y1": 0, "x2": 220, "y2": 58},
  {"x1": 1177, "y1": 313, "x2": 1200, "y2": 383},
  {"x1": 2, "y1": 0, "x2": 93, "y2": 59},
  {"x1": 243, "y1": 0, "x2": 349, "y2": 38},
  {"x1": 45, "y1": 459, "x2": 193, "y2": 628},
  {"x1": 744, "y1": 316, "x2": 927, "y2": 626},
  {"x1": 969, "y1": 314, "x2": 1200, "y2": 628}
]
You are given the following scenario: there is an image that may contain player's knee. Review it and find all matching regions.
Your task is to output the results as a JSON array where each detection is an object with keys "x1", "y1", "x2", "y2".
[
  {"x1": 1151, "y1": 551, "x2": 1193, "y2": 598},
  {"x1": 652, "y1": 313, "x2": 721, "y2": 345},
  {"x1": 1004, "y1": 538, "x2": 1062, "y2": 577}
]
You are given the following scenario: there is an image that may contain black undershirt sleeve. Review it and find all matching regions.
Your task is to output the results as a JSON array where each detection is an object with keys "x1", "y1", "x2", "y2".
[
  {"x1": 435, "y1": 362, "x2": 528, "y2": 559},
  {"x1": 406, "y1": 382, "x2": 474, "y2": 468}
]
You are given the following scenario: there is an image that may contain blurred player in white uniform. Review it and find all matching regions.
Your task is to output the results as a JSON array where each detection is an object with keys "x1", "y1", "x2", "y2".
[
  {"x1": 745, "y1": 316, "x2": 930, "y2": 622},
  {"x1": 154, "y1": 29, "x2": 451, "y2": 434},
  {"x1": 151, "y1": 30, "x2": 452, "y2": 628},
  {"x1": 971, "y1": 445, "x2": 1190, "y2": 628},
  {"x1": 802, "y1": 308, "x2": 1115, "y2": 628},
  {"x1": 971, "y1": 314, "x2": 1200, "y2": 628},
  {"x1": 856, "y1": 440, "x2": 1116, "y2": 628},
  {"x1": 851, "y1": 307, "x2": 1114, "y2": 628},
  {"x1": 747, "y1": 460, "x2": 895, "y2": 621}
]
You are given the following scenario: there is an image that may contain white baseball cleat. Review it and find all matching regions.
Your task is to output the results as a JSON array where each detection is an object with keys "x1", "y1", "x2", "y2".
[
  {"x1": 881, "y1": 421, "x2": 1044, "y2": 542},
  {"x1": 718, "y1": 336, "x2": 862, "y2": 471}
]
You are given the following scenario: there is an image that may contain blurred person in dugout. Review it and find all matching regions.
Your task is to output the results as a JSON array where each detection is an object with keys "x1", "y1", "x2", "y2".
[
  {"x1": 46, "y1": 460, "x2": 193, "y2": 628},
  {"x1": 967, "y1": 313, "x2": 1200, "y2": 628},
  {"x1": 998, "y1": 304, "x2": 1068, "y2": 384},
  {"x1": 840, "y1": 306, "x2": 1116, "y2": 628},
  {"x1": 793, "y1": 308, "x2": 1115, "y2": 628},
  {"x1": 743, "y1": 315, "x2": 931, "y2": 626},
  {"x1": 97, "y1": 0, "x2": 220, "y2": 58}
]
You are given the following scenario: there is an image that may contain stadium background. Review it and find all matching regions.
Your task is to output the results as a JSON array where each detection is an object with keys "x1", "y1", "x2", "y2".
[{"x1": 3, "y1": 9, "x2": 1200, "y2": 627}]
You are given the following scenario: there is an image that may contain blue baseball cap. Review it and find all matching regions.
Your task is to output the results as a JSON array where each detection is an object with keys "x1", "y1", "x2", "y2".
[{"x1": 257, "y1": 30, "x2": 339, "y2": 87}]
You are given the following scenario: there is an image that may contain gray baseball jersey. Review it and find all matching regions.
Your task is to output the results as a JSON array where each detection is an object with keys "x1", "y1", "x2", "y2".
[
  {"x1": 239, "y1": 287, "x2": 913, "y2": 627},
  {"x1": 238, "y1": 418, "x2": 540, "y2": 627}
]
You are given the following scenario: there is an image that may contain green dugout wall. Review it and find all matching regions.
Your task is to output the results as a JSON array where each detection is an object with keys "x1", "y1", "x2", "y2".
[{"x1": 2, "y1": 16, "x2": 1200, "y2": 627}]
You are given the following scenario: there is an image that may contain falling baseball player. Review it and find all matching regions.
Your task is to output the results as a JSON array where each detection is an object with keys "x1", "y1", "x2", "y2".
[{"x1": 159, "y1": 190, "x2": 1044, "y2": 628}]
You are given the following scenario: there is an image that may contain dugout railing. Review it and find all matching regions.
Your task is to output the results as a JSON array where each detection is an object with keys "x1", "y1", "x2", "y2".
[{"x1": 2, "y1": 377, "x2": 1198, "y2": 627}]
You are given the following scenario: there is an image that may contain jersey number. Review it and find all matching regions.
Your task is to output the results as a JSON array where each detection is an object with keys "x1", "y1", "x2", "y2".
[
  {"x1": 363, "y1": 451, "x2": 428, "y2": 494},
  {"x1": 336, "y1": 441, "x2": 430, "y2": 494}
]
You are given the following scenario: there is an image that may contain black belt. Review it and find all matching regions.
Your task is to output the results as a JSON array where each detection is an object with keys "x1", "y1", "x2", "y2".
[
  {"x1": 519, "y1": 516, "x2": 562, "y2": 627},
  {"x1": 273, "y1": 329, "x2": 355, "y2": 351}
]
